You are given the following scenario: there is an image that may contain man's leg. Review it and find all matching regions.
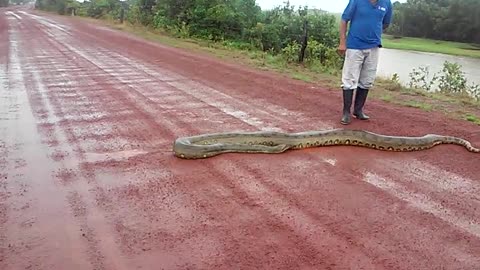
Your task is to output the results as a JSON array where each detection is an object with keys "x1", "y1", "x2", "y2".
[
  {"x1": 354, "y1": 47, "x2": 380, "y2": 120},
  {"x1": 341, "y1": 49, "x2": 365, "y2": 125}
]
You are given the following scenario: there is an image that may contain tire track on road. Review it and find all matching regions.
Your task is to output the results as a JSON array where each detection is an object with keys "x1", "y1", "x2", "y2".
[
  {"x1": 1, "y1": 24, "x2": 93, "y2": 270},
  {"x1": 13, "y1": 18, "x2": 153, "y2": 269},
  {"x1": 0, "y1": 13, "x2": 11, "y2": 269}
]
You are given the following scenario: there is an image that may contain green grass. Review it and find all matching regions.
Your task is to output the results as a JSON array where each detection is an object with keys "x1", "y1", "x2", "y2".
[
  {"x1": 465, "y1": 114, "x2": 480, "y2": 124},
  {"x1": 382, "y1": 34, "x2": 480, "y2": 59},
  {"x1": 402, "y1": 100, "x2": 433, "y2": 111},
  {"x1": 379, "y1": 93, "x2": 394, "y2": 102},
  {"x1": 292, "y1": 72, "x2": 314, "y2": 82}
]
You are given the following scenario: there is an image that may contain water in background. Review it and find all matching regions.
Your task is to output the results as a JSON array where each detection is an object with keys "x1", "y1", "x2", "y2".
[{"x1": 376, "y1": 48, "x2": 480, "y2": 89}]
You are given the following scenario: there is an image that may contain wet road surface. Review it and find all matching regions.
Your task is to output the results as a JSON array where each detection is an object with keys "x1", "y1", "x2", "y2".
[{"x1": 1, "y1": 7, "x2": 480, "y2": 270}]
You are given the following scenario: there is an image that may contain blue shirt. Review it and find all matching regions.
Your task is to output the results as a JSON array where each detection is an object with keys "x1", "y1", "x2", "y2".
[{"x1": 341, "y1": 0, "x2": 393, "y2": 50}]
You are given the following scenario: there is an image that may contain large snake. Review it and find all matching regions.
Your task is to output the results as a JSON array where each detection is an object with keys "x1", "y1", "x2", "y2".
[{"x1": 173, "y1": 128, "x2": 480, "y2": 159}]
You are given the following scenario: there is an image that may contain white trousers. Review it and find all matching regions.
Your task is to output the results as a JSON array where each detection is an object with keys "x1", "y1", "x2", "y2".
[{"x1": 341, "y1": 47, "x2": 380, "y2": 90}]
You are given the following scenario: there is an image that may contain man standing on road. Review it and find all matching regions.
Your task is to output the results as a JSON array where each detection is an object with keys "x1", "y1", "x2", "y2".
[{"x1": 337, "y1": 0, "x2": 393, "y2": 125}]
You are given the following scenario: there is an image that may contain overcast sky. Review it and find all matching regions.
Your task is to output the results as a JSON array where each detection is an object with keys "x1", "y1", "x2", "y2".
[{"x1": 256, "y1": 0, "x2": 406, "y2": 13}]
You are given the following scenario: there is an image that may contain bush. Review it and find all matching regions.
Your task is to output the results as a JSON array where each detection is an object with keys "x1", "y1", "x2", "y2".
[{"x1": 408, "y1": 61, "x2": 480, "y2": 101}]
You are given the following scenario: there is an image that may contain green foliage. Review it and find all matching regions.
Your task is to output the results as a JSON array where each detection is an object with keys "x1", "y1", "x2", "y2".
[
  {"x1": 35, "y1": 0, "x2": 124, "y2": 19},
  {"x1": 408, "y1": 61, "x2": 480, "y2": 101},
  {"x1": 281, "y1": 41, "x2": 301, "y2": 63},
  {"x1": 309, "y1": 40, "x2": 343, "y2": 70},
  {"x1": 408, "y1": 66, "x2": 438, "y2": 91},
  {"x1": 35, "y1": 0, "x2": 69, "y2": 14},
  {"x1": 465, "y1": 114, "x2": 480, "y2": 124},
  {"x1": 86, "y1": 0, "x2": 110, "y2": 18},
  {"x1": 152, "y1": 0, "x2": 260, "y2": 41},
  {"x1": 387, "y1": 0, "x2": 480, "y2": 44},
  {"x1": 438, "y1": 61, "x2": 467, "y2": 94},
  {"x1": 133, "y1": 0, "x2": 342, "y2": 71},
  {"x1": 391, "y1": 73, "x2": 400, "y2": 84}
]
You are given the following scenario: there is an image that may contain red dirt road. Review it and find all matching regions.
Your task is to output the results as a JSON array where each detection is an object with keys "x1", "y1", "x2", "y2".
[{"x1": 1, "y1": 7, "x2": 480, "y2": 270}]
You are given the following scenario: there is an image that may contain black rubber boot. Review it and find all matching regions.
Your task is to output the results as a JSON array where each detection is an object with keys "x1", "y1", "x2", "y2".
[
  {"x1": 353, "y1": 87, "x2": 370, "y2": 120},
  {"x1": 341, "y1": 89, "x2": 354, "y2": 125}
]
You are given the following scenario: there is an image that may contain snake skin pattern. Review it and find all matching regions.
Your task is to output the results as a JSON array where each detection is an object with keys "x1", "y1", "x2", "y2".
[{"x1": 173, "y1": 129, "x2": 480, "y2": 159}]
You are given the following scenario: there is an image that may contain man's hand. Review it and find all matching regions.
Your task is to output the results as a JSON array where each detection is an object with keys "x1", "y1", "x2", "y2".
[
  {"x1": 338, "y1": 20, "x2": 348, "y2": 56},
  {"x1": 337, "y1": 43, "x2": 347, "y2": 56}
]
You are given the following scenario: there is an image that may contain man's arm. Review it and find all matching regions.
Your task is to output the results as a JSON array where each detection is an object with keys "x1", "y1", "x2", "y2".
[
  {"x1": 338, "y1": 0, "x2": 356, "y2": 55},
  {"x1": 339, "y1": 19, "x2": 348, "y2": 48},
  {"x1": 383, "y1": 1, "x2": 393, "y2": 30}
]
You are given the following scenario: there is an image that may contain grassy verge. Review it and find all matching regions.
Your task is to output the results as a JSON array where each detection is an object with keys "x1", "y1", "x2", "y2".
[
  {"x1": 63, "y1": 14, "x2": 480, "y2": 126},
  {"x1": 372, "y1": 77, "x2": 480, "y2": 125},
  {"x1": 382, "y1": 34, "x2": 480, "y2": 59}
]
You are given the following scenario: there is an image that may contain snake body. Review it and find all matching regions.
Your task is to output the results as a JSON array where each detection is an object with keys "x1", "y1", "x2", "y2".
[{"x1": 173, "y1": 128, "x2": 480, "y2": 159}]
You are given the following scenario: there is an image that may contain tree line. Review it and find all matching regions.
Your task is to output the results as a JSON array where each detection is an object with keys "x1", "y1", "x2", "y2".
[{"x1": 387, "y1": 0, "x2": 480, "y2": 44}]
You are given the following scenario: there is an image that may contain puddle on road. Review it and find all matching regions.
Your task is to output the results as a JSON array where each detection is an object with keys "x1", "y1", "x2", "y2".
[{"x1": 83, "y1": 149, "x2": 149, "y2": 163}]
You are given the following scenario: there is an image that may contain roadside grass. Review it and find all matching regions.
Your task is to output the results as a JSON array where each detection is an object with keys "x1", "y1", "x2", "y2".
[
  {"x1": 465, "y1": 114, "x2": 480, "y2": 125},
  {"x1": 382, "y1": 34, "x2": 480, "y2": 59},
  {"x1": 61, "y1": 14, "x2": 480, "y2": 126},
  {"x1": 372, "y1": 77, "x2": 480, "y2": 124},
  {"x1": 401, "y1": 100, "x2": 434, "y2": 111}
]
